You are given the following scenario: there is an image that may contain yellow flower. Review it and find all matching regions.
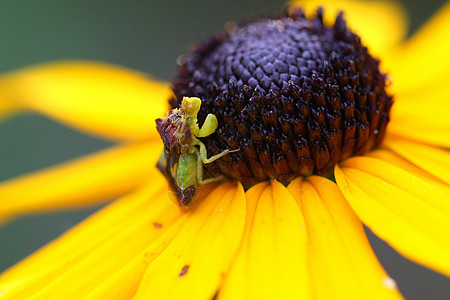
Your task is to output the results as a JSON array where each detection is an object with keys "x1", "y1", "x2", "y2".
[{"x1": 0, "y1": 0, "x2": 449, "y2": 299}]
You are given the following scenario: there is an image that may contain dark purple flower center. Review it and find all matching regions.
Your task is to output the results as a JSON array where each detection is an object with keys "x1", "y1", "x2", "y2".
[{"x1": 169, "y1": 8, "x2": 392, "y2": 188}]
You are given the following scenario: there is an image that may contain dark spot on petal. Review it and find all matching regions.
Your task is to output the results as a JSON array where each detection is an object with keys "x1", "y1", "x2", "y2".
[
  {"x1": 153, "y1": 222, "x2": 162, "y2": 229},
  {"x1": 179, "y1": 264, "x2": 190, "y2": 277}
]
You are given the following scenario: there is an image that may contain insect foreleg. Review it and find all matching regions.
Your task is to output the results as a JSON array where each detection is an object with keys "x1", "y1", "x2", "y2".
[{"x1": 194, "y1": 113, "x2": 218, "y2": 137}]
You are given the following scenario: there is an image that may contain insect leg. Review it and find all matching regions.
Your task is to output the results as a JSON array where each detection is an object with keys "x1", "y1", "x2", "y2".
[
  {"x1": 192, "y1": 146, "x2": 225, "y2": 185},
  {"x1": 198, "y1": 140, "x2": 239, "y2": 164},
  {"x1": 195, "y1": 148, "x2": 204, "y2": 184},
  {"x1": 199, "y1": 175, "x2": 225, "y2": 185}
]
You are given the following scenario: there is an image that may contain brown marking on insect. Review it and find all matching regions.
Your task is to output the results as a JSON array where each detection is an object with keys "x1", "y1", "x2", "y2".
[
  {"x1": 179, "y1": 264, "x2": 190, "y2": 277},
  {"x1": 156, "y1": 108, "x2": 192, "y2": 157},
  {"x1": 178, "y1": 185, "x2": 197, "y2": 207}
]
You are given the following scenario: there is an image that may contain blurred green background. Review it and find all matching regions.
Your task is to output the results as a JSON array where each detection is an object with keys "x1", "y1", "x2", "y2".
[{"x1": 0, "y1": 0, "x2": 448, "y2": 299}]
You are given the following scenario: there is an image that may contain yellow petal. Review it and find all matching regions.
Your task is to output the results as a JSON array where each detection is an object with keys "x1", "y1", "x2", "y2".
[
  {"x1": 392, "y1": 75, "x2": 450, "y2": 106},
  {"x1": 388, "y1": 92, "x2": 450, "y2": 148},
  {"x1": 387, "y1": 125, "x2": 450, "y2": 149},
  {"x1": 0, "y1": 178, "x2": 182, "y2": 299},
  {"x1": 367, "y1": 148, "x2": 450, "y2": 194},
  {"x1": 83, "y1": 217, "x2": 187, "y2": 300},
  {"x1": 386, "y1": 2, "x2": 450, "y2": 94},
  {"x1": 335, "y1": 157, "x2": 450, "y2": 276},
  {"x1": 384, "y1": 135, "x2": 450, "y2": 185},
  {"x1": 219, "y1": 181, "x2": 310, "y2": 300},
  {"x1": 83, "y1": 184, "x2": 218, "y2": 300},
  {"x1": 0, "y1": 139, "x2": 162, "y2": 219},
  {"x1": 288, "y1": 176, "x2": 402, "y2": 300},
  {"x1": 134, "y1": 181, "x2": 246, "y2": 300},
  {"x1": 0, "y1": 91, "x2": 21, "y2": 122},
  {"x1": 0, "y1": 61, "x2": 171, "y2": 141},
  {"x1": 289, "y1": 0, "x2": 408, "y2": 58}
]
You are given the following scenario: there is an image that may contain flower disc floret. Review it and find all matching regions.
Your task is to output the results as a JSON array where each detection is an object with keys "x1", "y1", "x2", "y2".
[{"x1": 171, "y1": 8, "x2": 393, "y2": 188}]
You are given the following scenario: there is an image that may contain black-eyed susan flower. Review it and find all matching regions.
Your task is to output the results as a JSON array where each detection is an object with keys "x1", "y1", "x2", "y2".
[{"x1": 0, "y1": 0, "x2": 449, "y2": 299}]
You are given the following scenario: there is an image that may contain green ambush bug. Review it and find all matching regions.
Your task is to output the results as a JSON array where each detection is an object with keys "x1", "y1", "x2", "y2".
[{"x1": 156, "y1": 97, "x2": 238, "y2": 207}]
